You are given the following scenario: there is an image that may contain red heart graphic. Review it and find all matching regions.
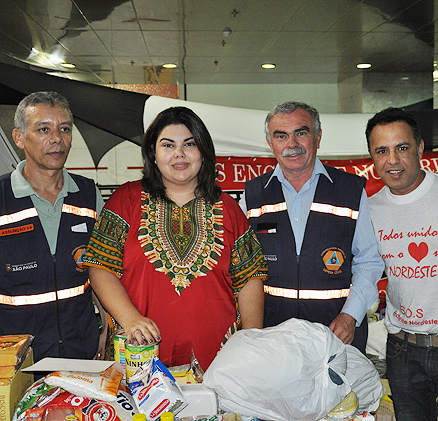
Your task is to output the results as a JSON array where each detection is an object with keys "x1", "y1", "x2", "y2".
[{"x1": 408, "y1": 242, "x2": 428, "y2": 263}]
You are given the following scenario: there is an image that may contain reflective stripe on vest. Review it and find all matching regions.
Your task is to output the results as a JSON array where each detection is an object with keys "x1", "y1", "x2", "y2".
[
  {"x1": 247, "y1": 202, "x2": 287, "y2": 218},
  {"x1": 264, "y1": 284, "x2": 350, "y2": 300},
  {"x1": 0, "y1": 280, "x2": 90, "y2": 306},
  {"x1": 0, "y1": 208, "x2": 38, "y2": 227},
  {"x1": 62, "y1": 204, "x2": 97, "y2": 219},
  {"x1": 310, "y1": 202, "x2": 359, "y2": 220}
]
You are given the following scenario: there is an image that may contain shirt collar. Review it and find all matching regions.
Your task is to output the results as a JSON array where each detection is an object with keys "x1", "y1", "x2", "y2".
[
  {"x1": 264, "y1": 157, "x2": 333, "y2": 188},
  {"x1": 11, "y1": 160, "x2": 79, "y2": 199}
]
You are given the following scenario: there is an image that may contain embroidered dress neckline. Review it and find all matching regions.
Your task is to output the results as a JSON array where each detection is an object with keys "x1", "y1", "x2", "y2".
[{"x1": 138, "y1": 192, "x2": 224, "y2": 294}]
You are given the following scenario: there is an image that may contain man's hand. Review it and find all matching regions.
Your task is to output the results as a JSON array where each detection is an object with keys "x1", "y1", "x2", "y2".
[{"x1": 329, "y1": 313, "x2": 356, "y2": 344}]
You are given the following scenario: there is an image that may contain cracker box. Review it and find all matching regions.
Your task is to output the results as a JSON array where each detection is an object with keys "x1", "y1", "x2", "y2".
[
  {"x1": 0, "y1": 348, "x2": 34, "y2": 421},
  {"x1": 0, "y1": 335, "x2": 33, "y2": 366},
  {"x1": 374, "y1": 379, "x2": 395, "y2": 421}
]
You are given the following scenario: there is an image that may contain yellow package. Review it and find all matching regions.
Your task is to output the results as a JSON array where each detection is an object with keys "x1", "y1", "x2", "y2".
[
  {"x1": 168, "y1": 364, "x2": 198, "y2": 385},
  {"x1": 0, "y1": 334, "x2": 33, "y2": 366}
]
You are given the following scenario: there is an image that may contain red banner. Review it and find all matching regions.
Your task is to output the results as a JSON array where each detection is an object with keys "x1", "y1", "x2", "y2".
[{"x1": 216, "y1": 151, "x2": 438, "y2": 197}]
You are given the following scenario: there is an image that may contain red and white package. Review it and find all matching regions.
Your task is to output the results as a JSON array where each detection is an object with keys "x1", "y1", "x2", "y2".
[
  {"x1": 128, "y1": 356, "x2": 187, "y2": 420},
  {"x1": 14, "y1": 380, "x2": 137, "y2": 421}
]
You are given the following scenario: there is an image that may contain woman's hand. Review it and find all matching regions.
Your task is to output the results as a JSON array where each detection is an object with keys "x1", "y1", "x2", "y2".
[
  {"x1": 124, "y1": 316, "x2": 161, "y2": 345},
  {"x1": 88, "y1": 267, "x2": 162, "y2": 346}
]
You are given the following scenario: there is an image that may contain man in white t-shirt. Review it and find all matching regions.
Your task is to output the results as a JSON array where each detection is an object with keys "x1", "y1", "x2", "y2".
[{"x1": 367, "y1": 107, "x2": 438, "y2": 421}]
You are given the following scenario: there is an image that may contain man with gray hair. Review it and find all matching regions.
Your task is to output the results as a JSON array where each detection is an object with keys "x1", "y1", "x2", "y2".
[
  {"x1": 0, "y1": 91, "x2": 104, "y2": 363},
  {"x1": 240, "y1": 101, "x2": 384, "y2": 352}
]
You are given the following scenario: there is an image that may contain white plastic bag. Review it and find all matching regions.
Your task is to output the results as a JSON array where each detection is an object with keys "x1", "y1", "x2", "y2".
[
  {"x1": 204, "y1": 318, "x2": 351, "y2": 421},
  {"x1": 365, "y1": 319, "x2": 387, "y2": 359},
  {"x1": 344, "y1": 345, "x2": 385, "y2": 412}
]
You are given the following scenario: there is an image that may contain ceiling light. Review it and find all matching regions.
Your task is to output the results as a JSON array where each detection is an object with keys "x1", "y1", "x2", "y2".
[
  {"x1": 163, "y1": 63, "x2": 177, "y2": 69},
  {"x1": 223, "y1": 27, "x2": 232, "y2": 37},
  {"x1": 60, "y1": 62, "x2": 75, "y2": 68},
  {"x1": 356, "y1": 63, "x2": 371, "y2": 69},
  {"x1": 261, "y1": 63, "x2": 276, "y2": 69}
]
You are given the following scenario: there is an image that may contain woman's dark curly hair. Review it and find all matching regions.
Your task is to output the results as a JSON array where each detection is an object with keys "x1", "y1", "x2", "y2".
[{"x1": 141, "y1": 106, "x2": 222, "y2": 204}]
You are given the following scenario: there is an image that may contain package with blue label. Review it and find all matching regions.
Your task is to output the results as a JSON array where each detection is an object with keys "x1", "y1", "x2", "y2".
[{"x1": 128, "y1": 355, "x2": 187, "y2": 420}]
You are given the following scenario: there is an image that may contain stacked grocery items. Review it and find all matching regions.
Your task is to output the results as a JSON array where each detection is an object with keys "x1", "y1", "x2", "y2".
[
  {"x1": 12, "y1": 336, "x2": 219, "y2": 420},
  {"x1": 11, "y1": 320, "x2": 385, "y2": 421},
  {"x1": 0, "y1": 334, "x2": 33, "y2": 385}
]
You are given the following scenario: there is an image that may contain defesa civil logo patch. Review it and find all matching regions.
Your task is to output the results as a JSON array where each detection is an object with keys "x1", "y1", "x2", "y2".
[{"x1": 321, "y1": 247, "x2": 346, "y2": 274}]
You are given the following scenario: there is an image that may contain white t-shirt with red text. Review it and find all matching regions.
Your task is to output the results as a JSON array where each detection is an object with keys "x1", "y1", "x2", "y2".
[{"x1": 369, "y1": 170, "x2": 438, "y2": 334}]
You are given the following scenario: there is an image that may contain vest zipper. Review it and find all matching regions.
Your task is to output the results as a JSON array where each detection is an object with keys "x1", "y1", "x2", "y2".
[
  {"x1": 53, "y1": 255, "x2": 64, "y2": 354},
  {"x1": 296, "y1": 255, "x2": 300, "y2": 318}
]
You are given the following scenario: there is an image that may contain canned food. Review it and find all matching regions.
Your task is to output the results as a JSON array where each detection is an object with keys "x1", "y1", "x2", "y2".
[
  {"x1": 125, "y1": 341, "x2": 159, "y2": 379},
  {"x1": 113, "y1": 329, "x2": 127, "y2": 374}
]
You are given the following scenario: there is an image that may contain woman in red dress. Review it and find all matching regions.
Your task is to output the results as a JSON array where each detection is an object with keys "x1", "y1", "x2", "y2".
[{"x1": 83, "y1": 107, "x2": 267, "y2": 370}]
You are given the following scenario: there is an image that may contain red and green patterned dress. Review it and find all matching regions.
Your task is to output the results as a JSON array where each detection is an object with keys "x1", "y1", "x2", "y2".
[{"x1": 83, "y1": 180, "x2": 267, "y2": 370}]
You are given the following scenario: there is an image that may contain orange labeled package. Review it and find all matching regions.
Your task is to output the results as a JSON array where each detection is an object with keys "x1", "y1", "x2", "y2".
[{"x1": 44, "y1": 365, "x2": 123, "y2": 402}]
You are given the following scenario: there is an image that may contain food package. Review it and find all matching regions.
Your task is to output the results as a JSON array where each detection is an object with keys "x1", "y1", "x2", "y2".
[
  {"x1": 0, "y1": 334, "x2": 34, "y2": 366},
  {"x1": 125, "y1": 341, "x2": 159, "y2": 379},
  {"x1": 128, "y1": 356, "x2": 187, "y2": 420},
  {"x1": 178, "y1": 415, "x2": 243, "y2": 421},
  {"x1": 168, "y1": 350, "x2": 204, "y2": 385},
  {"x1": 204, "y1": 318, "x2": 350, "y2": 421},
  {"x1": 0, "y1": 347, "x2": 34, "y2": 386},
  {"x1": 44, "y1": 365, "x2": 123, "y2": 402},
  {"x1": 13, "y1": 378, "x2": 137, "y2": 421},
  {"x1": 0, "y1": 364, "x2": 15, "y2": 379},
  {"x1": 168, "y1": 363, "x2": 198, "y2": 385},
  {"x1": 325, "y1": 391, "x2": 358, "y2": 420},
  {"x1": 320, "y1": 411, "x2": 375, "y2": 421},
  {"x1": 13, "y1": 378, "x2": 64, "y2": 421}
]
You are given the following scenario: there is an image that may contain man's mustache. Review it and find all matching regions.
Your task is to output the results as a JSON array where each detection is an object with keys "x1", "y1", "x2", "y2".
[{"x1": 282, "y1": 147, "x2": 306, "y2": 157}]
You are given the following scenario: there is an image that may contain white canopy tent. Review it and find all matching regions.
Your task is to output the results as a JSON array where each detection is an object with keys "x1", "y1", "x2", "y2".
[
  {"x1": 0, "y1": 125, "x2": 20, "y2": 176},
  {"x1": 143, "y1": 96, "x2": 374, "y2": 158}
]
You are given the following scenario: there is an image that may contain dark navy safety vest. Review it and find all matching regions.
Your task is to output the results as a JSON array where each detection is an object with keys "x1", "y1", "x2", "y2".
[
  {"x1": 0, "y1": 172, "x2": 99, "y2": 362},
  {"x1": 245, "y1": 165, "x2": 365, "y2": 329}
]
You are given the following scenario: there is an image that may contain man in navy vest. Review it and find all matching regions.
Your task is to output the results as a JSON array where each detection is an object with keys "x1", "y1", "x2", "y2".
[
  {"x1": 241, "y1": 101, "x2": 384, "y2": 352},
  {"x1": 0, "y1": 91, "x2": 104, "y2": 364}
]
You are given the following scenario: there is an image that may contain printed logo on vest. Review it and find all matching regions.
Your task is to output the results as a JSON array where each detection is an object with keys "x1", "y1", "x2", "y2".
[
  {"x1": 5, "y1": 261, "x2": 37, "y2": 272},
  {"x1": 72, "y1": 245, "x2": 87, "y2": 272},
  {"x1": 264, "y1": 254, "x2": 278, "y2": 261},
  {"x1": 321, "y1": 247, "x2": 346, "y2": 274},
  {"x1": 0, "y1": 224, "x2": 34, "y2": 236}
]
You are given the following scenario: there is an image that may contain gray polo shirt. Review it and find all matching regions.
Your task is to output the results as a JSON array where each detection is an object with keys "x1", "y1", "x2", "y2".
[{"x1": 10, "y1": 160, "x2": 104, "y2": 254}]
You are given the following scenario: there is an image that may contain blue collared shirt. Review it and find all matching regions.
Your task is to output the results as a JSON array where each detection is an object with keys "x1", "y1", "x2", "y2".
[{"x1": 240, "y1": 158, "x2": 384, "y2": 325}]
